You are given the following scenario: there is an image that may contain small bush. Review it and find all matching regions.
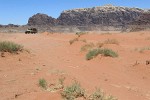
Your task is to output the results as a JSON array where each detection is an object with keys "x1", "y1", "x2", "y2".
[
  {"x1": 88, "y1": 89, "x2": 117, "y2": 100},
  {"x1": 88, "y1": 89, "x2": 105, "y2": 100},
  {"x1": 0, "y1": 41, "x2": 23, "y2": 53},
  {"x1": 69, "y1": 38, "x2": 79, "y2": 45},
  {"x1": 61, "y1": 82, "x2": 85, "y2": 100},
  {"x1": 86, "y1": 49, "x2": 100, "y2": 60},
  {"x1": 86, "y1": 48, "x2": 118, "y2": 60},
  {"x1": 81, "y1": 43, "x2": 95, "y2": 52},
  {"x1": 104, "y1": 39, "x2": 119, "y2": 45},
  {"x1": 39, "y1": 78, "x2": 47, "y2": 89},
  {"x1": 60, "y1": 81, "x2": 117, "y2": 100},
  {"x1": 101, "y1": 49, "x2": 118, "y2": 57}
]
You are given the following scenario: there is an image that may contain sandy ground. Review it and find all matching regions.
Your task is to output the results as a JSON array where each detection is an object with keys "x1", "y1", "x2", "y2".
[{"x1": 0, "y1": 31, "x2": 150, "y2": 100}]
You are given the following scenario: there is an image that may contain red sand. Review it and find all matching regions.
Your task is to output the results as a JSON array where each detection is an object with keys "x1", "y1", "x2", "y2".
[{"x1": 0, "y1": 31, "x2": 150, "y2": 100}]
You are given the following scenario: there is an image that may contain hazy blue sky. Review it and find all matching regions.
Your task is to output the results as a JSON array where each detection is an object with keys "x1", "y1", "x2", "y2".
[{"x1": 0, "y1": 0, "x2": 150, "y2": 25}]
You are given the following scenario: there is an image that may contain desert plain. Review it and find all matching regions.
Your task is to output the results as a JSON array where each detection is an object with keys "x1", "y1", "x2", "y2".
[{"x1": 0, "y1": 31, "x2": 150, "y2": 100}]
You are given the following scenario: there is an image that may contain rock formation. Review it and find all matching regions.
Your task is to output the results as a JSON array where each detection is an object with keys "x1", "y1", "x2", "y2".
[
  {"x1": 27, "y1": 5, "x2": 150, "y2": 27},
  {"x1": 131, "y1": 12, "x2": 150, "y2": 25},
  {"x1": 58, "y1": 5, "x2": 145, "y2": 26},
  {"x1": 28, "y1": 13, "x2": 56, "y2": 26}
]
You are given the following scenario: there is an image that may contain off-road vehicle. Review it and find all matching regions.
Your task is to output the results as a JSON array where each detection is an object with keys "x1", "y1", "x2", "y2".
[{"x1": 25, "y1": 28, "x2": 38, "y2": 34}]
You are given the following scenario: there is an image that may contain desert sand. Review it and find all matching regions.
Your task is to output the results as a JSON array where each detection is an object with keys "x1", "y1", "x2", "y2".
[{"x1": 0, "y1": 31, "x2": 150, "y2": 100}]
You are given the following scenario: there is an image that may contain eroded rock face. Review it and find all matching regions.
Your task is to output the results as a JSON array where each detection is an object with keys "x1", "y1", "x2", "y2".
[
  {"x1": 28, "y1": 13, "x2": 56, "y2": 26},
  {"x1": 131, "y1": 12, "x2": 150, "y2": 25},
  {"x1": 58, "y1": 5, "x2": 145, "y2": 26}
]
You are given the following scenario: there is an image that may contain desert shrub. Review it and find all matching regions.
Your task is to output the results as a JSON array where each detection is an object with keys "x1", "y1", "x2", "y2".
[
  {"x1": 86, "y1": 49, "x2": 101, "y2": 60},
  {"x1": 101, "y1": 48, "x2": 118, "y2": 57},
  {"x1": 88, "y1": 89, "x2": 117, "y2": 100},
  {"x1": 61, "y1": 82, "x2": 85, "y2": 100},
  {"x1": 88, "y1": 89, "x2": 105, "y2": 100},
  {"x1": 81, "y1": 43, "x2": 95, "y2": 52},
  {"x1": 86, "y1": 48, "x2": 118, "y2": 60},
  {"x1": 0, "y1": 41, "x2": 23, "y2": 53},
  {"x1": 76, "y1": 32, "x2": 87, "y2": 37},
  {"x1": 104, "y1": 39, "x2": 119, "y2": 45},
  {"x1": 60, "y1": 81, "x2": 117, "y2": 100},
  {"x1": 39, "y1": 78, "x2": 47, "y2": 89},
  {"x1": 69, "y1": 38, "x2": 79, "y2": 45}
]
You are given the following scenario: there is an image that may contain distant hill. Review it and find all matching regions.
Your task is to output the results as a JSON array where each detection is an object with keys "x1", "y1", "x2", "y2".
[
  {"x1": 28, "y1": 5, "x2": 150, "y2": 26},
  {"x1": 0, "y1": 5, "x2": 150, "y2": 33},
  {"x1": 28, "y1": 13, "x2": 57, "y2": 26}
]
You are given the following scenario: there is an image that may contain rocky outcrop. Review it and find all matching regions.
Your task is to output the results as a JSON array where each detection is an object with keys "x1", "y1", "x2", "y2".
[
  {"x1": 28, "y1": 13, "x2": 56, "y2": 26},
  {"x1": 131, "y1": 12, "x2": 150, "y2": 25},
  {"x1": 58, "y1": 5, "x2": 145, "y2": 26},
  {"x1": 27, "y1": 5, "x2": 149, "y2": 27}
]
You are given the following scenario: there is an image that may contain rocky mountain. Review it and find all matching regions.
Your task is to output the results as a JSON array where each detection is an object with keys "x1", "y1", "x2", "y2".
[
  {"x1": 27, "y1": 5, "x2": 149, "y2": 27},
  {"x1": 130, "y1": 12, "x2": 150, "y2": 25},
  {"x1": 58, "y1": 5, "x2": 146, "y2": 26},
  {"x1": 1, "y1": 5, "x2": 148, "y2": 33},
  {"x1": 28, "y1": 13, "x2": 57, "y2": 26}
]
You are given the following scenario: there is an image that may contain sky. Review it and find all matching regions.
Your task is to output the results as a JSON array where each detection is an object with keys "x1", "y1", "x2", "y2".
[{"x1": 0, "y1": 0, "x2": 150, "y2": 25}]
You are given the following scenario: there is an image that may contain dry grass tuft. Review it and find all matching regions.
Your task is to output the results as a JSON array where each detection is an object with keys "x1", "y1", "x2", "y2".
[{"x1": 0, "y1": 41, "x2": 23, "y2": 53}]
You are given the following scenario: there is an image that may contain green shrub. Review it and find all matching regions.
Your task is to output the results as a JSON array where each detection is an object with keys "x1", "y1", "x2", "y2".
[
  {"x1": 61, "y1": 82, "x2": 85, "y2": 100},
  {"x1": 61, "y1": 82, "x2": 117, "y2": 100},
  {"x1": 86, "y1": 48, "x2": 118, "y2": 60},
  {"x1": 86, "y1": 49, "x2": 100, "y2": 60},
  {"x1": 0, "y1": 41, "x2": 23, "y2": 53},
  {"x1": 39, "y1": 78, "x2": 47, "y2": 89},
  {"x1": 101, "y1": 49, "x2": 118, "y2": 57}
]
